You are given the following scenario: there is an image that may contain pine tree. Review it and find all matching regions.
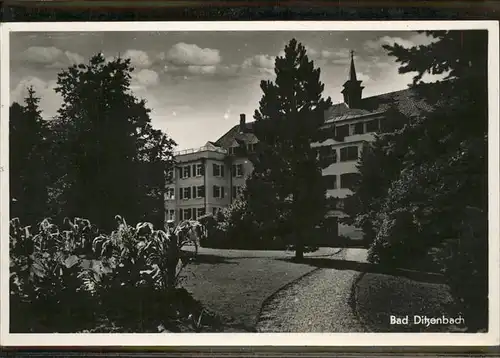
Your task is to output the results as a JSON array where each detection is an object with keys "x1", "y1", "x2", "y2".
[
  {"x1": 52, "y1": 53, "x2": 176, "y2": 230},
  {"x1": 9, "y1": 87, "x2": 50, "y2": 225},
  {"x1": 250, "y1": 39, "x2": 332, "y2": 260}
]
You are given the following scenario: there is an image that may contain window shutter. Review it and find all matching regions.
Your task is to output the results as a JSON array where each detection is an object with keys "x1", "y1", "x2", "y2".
[
  {"x1": 187, "y1": 165, "x2": 191, "y2": 178},
  {"x1": 201, "y1": 163, "x2": 205, "y2": 175},
  {"x1": 186, "y1": 187, "x2": 191, "y2": 199},
  {"x1": 192, "y1": 164, "x2": 196, "y2": 176},
  {"x1": 192, "y1": 186, "x2": 196, "y2": 198},
  {"x1": 179, "y1": 209, "x2": 183, "y2": 221},
  {"x1": 179, "y1": 188, "x2": 183, "y2": 200},
  {"x1": 178, "y1": 167, "x2": 183, "y2": 179},
  {"x1": 231, "y1": 164, "x2": 235, "y2": 177},
  {"x1": 221, "y1": 186, "x2": 225, "y2": 198},
  {"x1": 212, "y1": 163, "x2": 217, "y2": 176},
  {"x1": 221, "y1": 165, "x2": 225, "y2": 177},
  {"x1": 192, "y1": 208, "x2": 197, "y2": 220},
  {"x1": 213, "y1": 185, "x2": 216, "y2": 197}
]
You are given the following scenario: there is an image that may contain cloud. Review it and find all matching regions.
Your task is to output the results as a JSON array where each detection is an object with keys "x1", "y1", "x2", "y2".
[
  {"x1": 303, "y1": 46, "x2": 352, "y2": 65},
  {"x1": 11, "y1": 76, "x2": 62, "y2": 118},
  {"x1": 21, "y1": 46, "x2": 85, "y2": 69},
  {"x1": 123, "y1": 49, "x2": 152, "y2": 68},
  {"x1": 364, "y1": 33, "x2": 437, "y2": 53},
  {"x1": 165, "y1": 43, "x2": 221, "y2": 66},
  {"x1": 186, "y1": 65, "x2": 217, "y2": 75},
  {"x1": 242, "y1": 54, "x2": 275, "y2": 70},
  {"x1": 131, "y1": 68, "x2": 160, "y2": 87}
]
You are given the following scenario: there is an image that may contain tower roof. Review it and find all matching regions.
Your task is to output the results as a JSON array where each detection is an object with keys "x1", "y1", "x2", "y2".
[{"x1": 348, "y1": 50, "x2": 357, "y2": 82}]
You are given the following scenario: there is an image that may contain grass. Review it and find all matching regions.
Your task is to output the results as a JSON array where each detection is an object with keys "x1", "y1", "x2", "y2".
[
  {"x1": 352, "y1": 272, "x2": 460, "y2": 332},
  {"x1": 179, "y1": 248, "x2": 325, "y2": 331}
]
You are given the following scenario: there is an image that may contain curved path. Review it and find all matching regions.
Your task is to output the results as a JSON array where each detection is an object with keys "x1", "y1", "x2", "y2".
[{"x1": 257, "y1": 248, "x2": 369, "y2": 332}]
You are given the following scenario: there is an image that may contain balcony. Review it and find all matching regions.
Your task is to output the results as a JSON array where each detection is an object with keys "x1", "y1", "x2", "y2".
[{"x1": 174, "y1": 145, "x2": 227, "y2": 156}]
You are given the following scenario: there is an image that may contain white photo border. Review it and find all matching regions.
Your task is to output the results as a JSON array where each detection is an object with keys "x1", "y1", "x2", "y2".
[{"x1": 1, "y1": 20, "x2": 498, "y2": 347}]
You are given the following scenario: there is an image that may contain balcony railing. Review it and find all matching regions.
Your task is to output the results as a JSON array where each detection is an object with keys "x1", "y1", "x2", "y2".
[{"x1": 174, "y1": 145, "x2": 227, "y2": 156}]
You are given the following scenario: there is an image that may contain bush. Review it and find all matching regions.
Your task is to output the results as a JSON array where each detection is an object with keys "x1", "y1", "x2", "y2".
[
  {"x1": 432, "y1": 208, "x2": 488, "y2": 332},
  {"x1": 9, "y1": 215, "x2": 208, "y2": 333}
]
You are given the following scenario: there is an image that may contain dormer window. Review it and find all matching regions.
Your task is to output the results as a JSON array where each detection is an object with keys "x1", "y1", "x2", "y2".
[
  {"x1": 229, "y1": 147, "x2": 236, "y2": 155},
  {"x1": 246, "y1": 143, "x2": 256, "y2": 153}
]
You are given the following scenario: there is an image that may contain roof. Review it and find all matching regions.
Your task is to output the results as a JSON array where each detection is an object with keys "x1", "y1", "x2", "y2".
[
  {"x1": 215, "y1": 84, "x2": 437, "y2": 146},
  {"x1": 215, "y1": 122, "x2": 256, "y2": 148},
  {"x1": 325, "y1": 86, "x2": 433, "y2": 124}
]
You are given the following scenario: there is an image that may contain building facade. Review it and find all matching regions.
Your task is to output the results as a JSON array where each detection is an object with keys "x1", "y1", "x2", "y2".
[
  {"x1": 164, "y1": 115, "x2": 257, "y2": 224},
  {"x1": 165, "y1": 52, "x2": 430, "y2": 234}
]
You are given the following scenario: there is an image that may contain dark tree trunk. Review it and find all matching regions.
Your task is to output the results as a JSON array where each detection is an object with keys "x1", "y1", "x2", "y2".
[{"x1": 294, "y1": 232, "x2": 304, "y2": 261}]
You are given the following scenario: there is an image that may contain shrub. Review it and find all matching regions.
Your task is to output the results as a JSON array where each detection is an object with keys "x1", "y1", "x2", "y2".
[
  {"x1": 10, "y1": 215, "x2": 206, "y2": 333},
  {"x1": 432, "y1": 207, "x2": 488, "y2": 332}
]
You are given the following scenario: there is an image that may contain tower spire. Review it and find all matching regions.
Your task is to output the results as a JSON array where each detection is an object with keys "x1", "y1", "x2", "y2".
[
  {"x1": 341, "y1": 49, "x2": 364, "y2": 109},
  {"x1": 349, "y1": 50, "x2": 357, "y2": 81}
]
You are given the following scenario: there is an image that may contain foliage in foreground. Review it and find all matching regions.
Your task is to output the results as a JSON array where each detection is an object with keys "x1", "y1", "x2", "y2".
[{"x1": 9, "y1": 215, "x2": 217, "y2": 333}]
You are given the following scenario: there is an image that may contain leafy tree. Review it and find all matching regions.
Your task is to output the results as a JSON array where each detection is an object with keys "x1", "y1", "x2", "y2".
[
  {"x1": 51, "y1": 53, "x2": 176, "y2": 230},
  {"x1": 353, "y1": 30, "x2": 488, "y2": 331},
  {"x1": 9, "y1": 87, "x2": 50, "y2": 225},
  {"x1": 249, "y1": 38, "x2": 332, "y2": 259}
]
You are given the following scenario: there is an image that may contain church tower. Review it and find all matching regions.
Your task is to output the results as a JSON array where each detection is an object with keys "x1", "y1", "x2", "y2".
[{"x1": 341, "y1": 51, "x2": 364, "y2": 108}]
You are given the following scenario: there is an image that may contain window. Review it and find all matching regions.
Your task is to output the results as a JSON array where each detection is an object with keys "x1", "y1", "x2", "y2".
[
  {"x1": 195, "y1": 163, "x2": 204, "y2": 176},
  {"x1": 213, "y1": 185, "x2": 225, "y2": 198},
  {"x1": 340, "y1": 173, "x2": 361, "y2": 189},
  {"x1": 197, "y1": 208, "x2": 206, "y2": 217},
  {"x1": 324, "y1": 175, "x2": 337, "y2": 189},
  {"x1": 166, "y1": 187, "x2": 175, "y2": 200},
  {"x1": 335, "y1": 124, "x2": 349, "y2": 139},
  {"x1": 213, "y1": 163, "x2": 224, "y2": 177},
  {"x1": 183, "y1": 166, "x2": 191, "y2": 178},
  {"x1": 232, "y1": 186, "x2": 242, "y2": 198},
  {"x1": 179, "y1": 209, "x2": 183, "y2": 221},
  {"x1": 232, "y1": 164, "x2": 243, "y2": 177},
  {"x1": 246, "y1": 143, "x2": 256, "y2": 152},
  {"x1": 318, "y1": 146, "x2": 337, "y2": 163},
  {"x1": 213, "y1": 185, "x2": 220, "y2": 198},
  {"x1": 353, "y1": 122, "x2": 364, "y2": 135},
  {"x1": 168, "y1": 210, "x2": 175, "y2": 221},
  {"x1": 229, "y1": 147, "x2": 236, "y2": 155},
  {"x1": 183, "y1": 187, "x2": 191, "y2": 199},
  {"x1": 366, "y1": 119, "x2": 379, "y2": 133},
  {"x1": 212, "y1": 207, "x2": 218, "y2": 216},
  {"x1": 197, "y1": 185, "x2": 205, "y2": 198},
  {"x1": 183, "y1": 208, "x2": 192, "y2": 220},
  {"x1": 340, "y1": 146, "x2": 359, "y2": 162},
  {"x1": 166, "y1": 169, "x2": 174, "y2": 181},
  {"x1": 192, "y1": 208, "x2": 197, "y2": 220}
]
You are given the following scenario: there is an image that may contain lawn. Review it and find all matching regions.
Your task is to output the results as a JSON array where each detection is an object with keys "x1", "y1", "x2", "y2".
[
  {"x1": 353, "y1": 272, "x2": 459, "y2": 332},
  {"x1": 179, "y1": 247, "x2": 341, "y2": 332}
]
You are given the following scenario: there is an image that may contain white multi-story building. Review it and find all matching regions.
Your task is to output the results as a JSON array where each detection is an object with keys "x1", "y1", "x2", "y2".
[{"x1": 165, "y1": 52, "x2": 430, "y2": 235}]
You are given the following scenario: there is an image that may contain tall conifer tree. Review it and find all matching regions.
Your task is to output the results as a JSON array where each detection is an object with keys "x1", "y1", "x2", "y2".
[{"x1": 250, "y1": 39, "x2": 332, "y2": 259}]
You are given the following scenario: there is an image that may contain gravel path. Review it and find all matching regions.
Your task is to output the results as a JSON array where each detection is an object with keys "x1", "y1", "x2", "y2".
[
  {"x1": 257, "y1": 249, "x2": 366, "y2": 333},
  {"x1": 256, "y1": 248, "x2": 368, "y2": 332}
]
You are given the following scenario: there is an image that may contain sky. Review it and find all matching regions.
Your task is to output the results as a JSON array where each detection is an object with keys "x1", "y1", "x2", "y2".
[{"x1": 10, "y1": 30, "x2": 439, "y2": 151}]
